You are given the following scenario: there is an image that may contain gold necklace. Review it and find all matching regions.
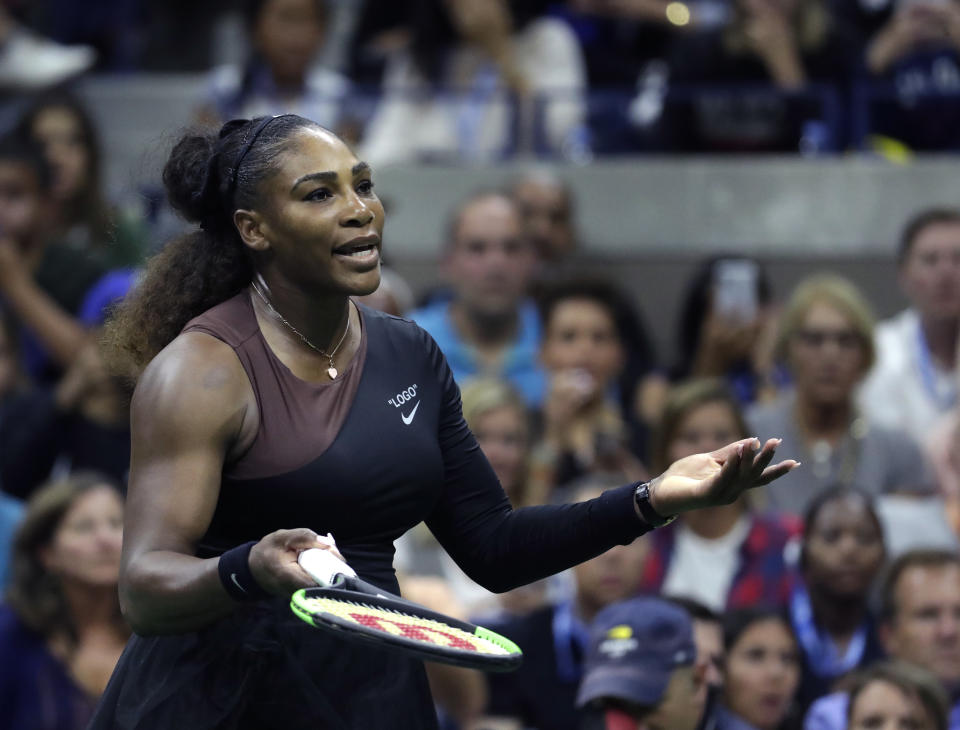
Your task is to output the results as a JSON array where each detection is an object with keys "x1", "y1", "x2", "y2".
[{"x1": 250, "y1": 280, "x2": 350, "y2": 380}]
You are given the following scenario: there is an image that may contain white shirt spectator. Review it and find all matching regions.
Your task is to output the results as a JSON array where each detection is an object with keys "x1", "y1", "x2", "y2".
[
  {"x1": 360, "y1": 17, "x2": 586, "y2": 166},
  {"x1": 661, "y1": 515, "x2": 751, "y2": 613},
  {"x1": 205, "y1": 62, "x2": 350, "y2": 127},
  {"x1": 859, "y1": 309, "x2": 958, "y2": 442}
]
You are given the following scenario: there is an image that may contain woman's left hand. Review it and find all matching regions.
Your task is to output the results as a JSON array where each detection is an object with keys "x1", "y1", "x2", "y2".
[{"x1": 648, "y1": 437, "x2": 798, "y2": 517}]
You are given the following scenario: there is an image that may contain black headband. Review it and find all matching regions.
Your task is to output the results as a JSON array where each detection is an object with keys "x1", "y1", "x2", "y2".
[{"x1": 224, "y1": 114, "x2": 291, "y2": 209}]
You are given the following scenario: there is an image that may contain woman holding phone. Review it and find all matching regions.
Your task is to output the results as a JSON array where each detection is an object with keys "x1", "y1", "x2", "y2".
[
  {"x1": 90, "y1": 114, "x2": 797, "y2": 729},
  {"x1": 672, "y1": 255, "x2": 785, "y2": 407}
]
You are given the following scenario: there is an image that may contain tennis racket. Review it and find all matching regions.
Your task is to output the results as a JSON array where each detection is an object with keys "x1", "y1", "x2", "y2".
[{"x1": 290, "y1": 547, "x2": 523, "y2": 672}]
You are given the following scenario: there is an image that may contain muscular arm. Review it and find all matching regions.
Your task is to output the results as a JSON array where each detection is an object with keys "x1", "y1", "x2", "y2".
[{"x1": 118, "y1": 333, "x2": 254, "y2": 635}]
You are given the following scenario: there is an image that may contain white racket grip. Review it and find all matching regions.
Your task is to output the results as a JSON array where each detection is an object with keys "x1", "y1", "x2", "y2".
[{"x1": 298, "y1": 547, "x2": 357, "y2": 586}]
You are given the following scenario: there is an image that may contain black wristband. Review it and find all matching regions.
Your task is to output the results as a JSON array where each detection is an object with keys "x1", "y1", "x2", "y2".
[{"x1": 217, "y1": 541, "x2": 270, "y2": 601}]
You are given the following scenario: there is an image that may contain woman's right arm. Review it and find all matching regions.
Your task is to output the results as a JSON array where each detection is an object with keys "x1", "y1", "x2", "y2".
[{"x1": 118, "y1": 333, "x2": 322, "y2": 635}]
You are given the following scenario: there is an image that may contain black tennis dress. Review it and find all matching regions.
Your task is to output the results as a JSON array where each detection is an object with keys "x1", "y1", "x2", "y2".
[{"x1": 88, "y1": 292, "x2": 651, "y2": 730}]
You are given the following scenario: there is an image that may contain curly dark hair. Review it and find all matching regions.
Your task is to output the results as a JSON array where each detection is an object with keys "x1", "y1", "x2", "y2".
[
  {"x1": 5, "y1": 471, "x2": 127, "y2": 649},
  {"x1": 102, "y1": 114, "x2": 323, "y2": 377}
]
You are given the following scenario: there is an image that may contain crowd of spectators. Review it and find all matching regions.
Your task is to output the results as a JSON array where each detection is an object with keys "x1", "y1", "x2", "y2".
[
  {"x1": 8, "y1": 0, "x2": 960, "y2": 155},
  {"x1": 1, "y1": 0, "x2": 960, "y2": 729}
]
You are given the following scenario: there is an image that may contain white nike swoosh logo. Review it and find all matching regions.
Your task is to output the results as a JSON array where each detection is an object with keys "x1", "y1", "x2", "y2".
[
  {"x1": 230, "y1": 573, "x2": 247, "y2": 594},
  {"x1": 401, "y1": 401, "x2": 420, "y2": 425}
]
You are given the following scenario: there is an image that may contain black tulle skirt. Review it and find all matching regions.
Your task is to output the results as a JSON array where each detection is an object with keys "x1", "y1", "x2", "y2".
[{"x1": 87, "y1": 598, "x2": 438, "y2": 729}]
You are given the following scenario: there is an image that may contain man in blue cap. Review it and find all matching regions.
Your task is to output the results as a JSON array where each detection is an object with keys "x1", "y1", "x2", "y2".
[{"x1": 576, "y1": 596, "x2": 709, "y2": 730}]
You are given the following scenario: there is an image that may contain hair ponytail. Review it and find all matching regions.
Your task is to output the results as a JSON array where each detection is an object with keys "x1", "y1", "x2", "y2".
[{"x1": 102, "y1": 115, "x2": 321, "y2": 377}]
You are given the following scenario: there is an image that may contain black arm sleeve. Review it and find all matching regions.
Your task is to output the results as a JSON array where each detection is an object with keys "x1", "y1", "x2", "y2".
[{"x1": 421, "y1": 332, "x2": 651, "y2": 593}]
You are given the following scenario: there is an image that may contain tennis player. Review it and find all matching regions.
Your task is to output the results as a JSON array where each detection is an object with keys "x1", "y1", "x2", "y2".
[{"x1": 90, "y1": 114, "x2": 798, "y2": 729}]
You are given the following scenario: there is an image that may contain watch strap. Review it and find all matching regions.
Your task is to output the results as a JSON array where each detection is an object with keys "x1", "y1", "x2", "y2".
[{"x1": 633, "y1": 481, "x2": 677, "y2": 528}]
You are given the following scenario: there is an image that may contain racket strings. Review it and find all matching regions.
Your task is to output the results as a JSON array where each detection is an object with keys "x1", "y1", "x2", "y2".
[{"x1": 298, "y1": 595, "x2": 512, "y2": 656}]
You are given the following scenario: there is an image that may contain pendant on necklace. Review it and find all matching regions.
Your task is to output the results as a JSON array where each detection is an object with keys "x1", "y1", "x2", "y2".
[{"x1": 327, "y1": 367, "x2": 338, "y2": 380}]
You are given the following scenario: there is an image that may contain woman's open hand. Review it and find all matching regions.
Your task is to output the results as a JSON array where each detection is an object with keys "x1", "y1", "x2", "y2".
[{"x1": 648, "y1": 437, "x2": 798, "y2": 517}]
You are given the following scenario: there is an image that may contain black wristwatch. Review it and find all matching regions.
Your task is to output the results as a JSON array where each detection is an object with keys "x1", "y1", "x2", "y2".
[{"x1": 633, "y1": 481, "x2": 677, "y2": 528}]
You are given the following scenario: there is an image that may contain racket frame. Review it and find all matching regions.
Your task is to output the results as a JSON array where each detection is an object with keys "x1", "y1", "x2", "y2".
[{"x1": 290, "y1": 585, "x2": 522, "y2": 672}]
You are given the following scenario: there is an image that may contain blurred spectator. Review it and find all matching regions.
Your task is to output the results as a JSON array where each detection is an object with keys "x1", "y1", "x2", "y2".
[
  {"x1": 196, "y1": 0, "x2": 350, "y2": 135},
  {"x1": 863, "y1": 0, "x2": 960, "y2": 151},
  {"x1": 845, "y1": 661, "x2": 949, "y2": 730},
  {"x1": 664, "y1": 0, "x2": 860, "y2": 152},
  {"x1": 574, "y1": 596, "x2": 707, "y2": 730},
  {"x1": 17, "y1": 92, "x2": 149, "y2": 268},
  {"x1": 360, "y1": 0, "x2": 587, "y2": 164},
  {"x1": 789, "y1": 487, "x2": 886, "y2": 708},
  {"x1": 0, "y1": 313, "x2": 25, "y2": 585},
  {"x1": 463, "y1": 378, "x2": 534, "y2": 507},
  {"x1": 927, "y1": 335, "x2": 960, "y2": 533},
  {"x1": 557, "y1": 0, "x2": 688, "y2": 88},
  {"x1": 0, "y1": 472, "x2": 127, "y2": 730},
  {"x1": 18, "y1": 0, "x2": 143, "y2": 72},
  {"x1": 462, "y1": 377, "x2": 548, "y2": 617},
  {"x1": 668, "y1": 596, "x2": 727, "y2": 729},
  {"x1": 354, "y1": 265, "x2": 415, "y2": 316},
  {"x1": 0, "y1": 489, "x2": 21, "y2": 590},
  {"x1": 479, "y1": 481, "x2": 650, "y2": 730},
  {"x1": 554, "y1": 0, "x2": 698, "y2": 154},
  {"x1": 717, "y1": 608, "x2": 802, "y2": 730},
  {"x1": 640, "y1": 378, "x2": 799, "y2": 612},
  {"x1": 0, "y1": 6, "x2": 94, "y2": 90},
  {"x1": 830, "y1": 0, "x2": 895, "y2": 42},
  {"x1": 0, "y1": 335, "x2": 132, "y2": 499},
  {"x1": 860, "y1": 208, "x2": 960, "y2": 443},
  {"x1": 804, "y1": 549, "x2": 960, "y2": 730},
  {"x1": 409, "y1": 191, "x2": 545, "y2": 405},
  {"x1": 510, "y1": 168, "x2": 577, "y2": 266},
  {"x1": 395, "y1": 377, "x2": 543, "y2": 618},
  {"x1": 748, "y1": 273, "x2": 935, "y2": 516},
  {"x1": 528, "y1": 278, "x2": 649, "y2": 497},
  {"x1": 508, "y1": 175, "x2": 667, "y2": 447},
  {"x1": 0, "y1": 307, "x2": 46, "y2": 496},
  {"x1": 672, "y1": 256, "x2": 785, "y2": 407},
  {"x1": 130, "y1": 0, "x2": 237, "y2": 72},
  {"x1": 0, "y1": 134, "x2": 106, "y2": 384},
  {"x1": 334, "y1": 0, "x2": 411, "y2": 88}
]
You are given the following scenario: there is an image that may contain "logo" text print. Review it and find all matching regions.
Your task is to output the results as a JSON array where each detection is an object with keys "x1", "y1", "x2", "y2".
[{"x1": 387, "y1": 384, "x2": 418, "y2": 408}]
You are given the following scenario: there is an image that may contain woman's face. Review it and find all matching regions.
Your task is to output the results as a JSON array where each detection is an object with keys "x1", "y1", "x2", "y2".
[
  {"x1": 788, "y1": 302, "x2": 868, "y2": 407},
  {"x1": 724, "y1": 619, "x2": 800, "y2": 730},
  {"x1": 246, "y1": 127, "x2": 385, "y2": 297},
  {"x1": 540, "y1": 298, "x2": 624, "y2": 392},
  {"x1": 471, "y1": 404, "x2": 529, "y2": 501},
  {"x1": 255, "y1": 0, "x2": 325, "y2": 83},
  {"x1": 803, "y1": 494, "x2": 884, "y2": 599},
  {"x1": 32, "y1": 106, "x2": 89, "y2": 203},
  {"x1": 668, "y1": 400, "x2": 744, "y2": 464},
  {"x1": 41, "y1": 486, "x2": 124, "y2": 588},
  {"x1": 849, "y1": 679, "x2": 936, "y2": 730}
]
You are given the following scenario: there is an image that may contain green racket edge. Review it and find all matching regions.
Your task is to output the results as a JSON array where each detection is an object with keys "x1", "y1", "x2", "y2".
[{"x1": 289, "y1": 587, "x2": 522, "y2": 672}]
